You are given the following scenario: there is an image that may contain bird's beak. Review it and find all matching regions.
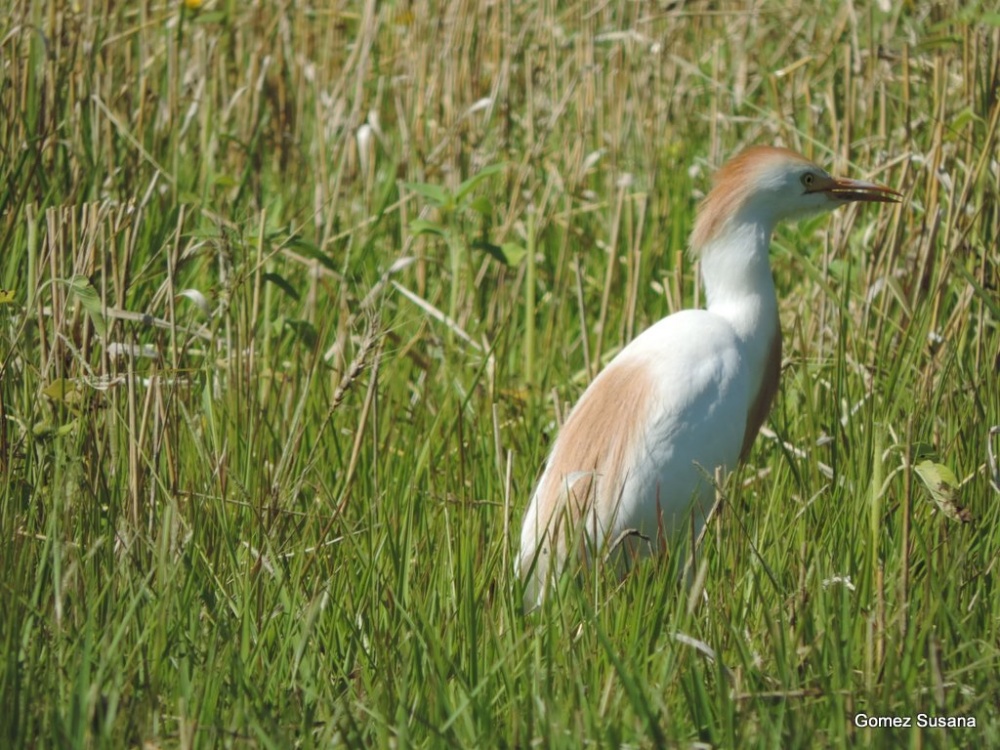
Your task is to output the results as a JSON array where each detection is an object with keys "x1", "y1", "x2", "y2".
[{"x1": 812, "y1": 175, "x2": 902, "y2": 203}]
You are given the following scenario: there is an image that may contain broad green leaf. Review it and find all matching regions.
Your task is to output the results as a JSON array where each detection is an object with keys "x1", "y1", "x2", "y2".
[
  {"x1": 455, "y1": 163, "x2": 505, "y2": 203},
  {"x1": 472, "y1": 240, "x2": 505, "y2": 264},
  {"x1": 472, "y1": 240, "x2": 527, "y2": 266},
  {"x1": 68, "y1": 275, "x2": 107, "y2": 336},
  {"x1": 194, "y1": 11, "x2": 228, "y2": 24},
  {"x1": 409, "y1": 219, "x2": 446, "y2": 237},
  {"x1": 500, "y1": 242, "x2": 528, "y2": 266},
  {"x1": 262, "y1": 272, "x2": 300, "y2": 300},
  {"x1": 33, "y1": 419, "x2": 78, "y2": 438},
  {"x1": 43, "y1": 378, "x2": 74, "y2": 402},
  {"x1": 405, "y1": 181, "x2": 450, "y2": 207},
  {"x1": 288, "y1": 237, "x2": 339, "y2": 273},
  {"x1": 213, "y1": 173, "x2": 238, "y2": 188},
  {"x1": 914, "y1": 458, "x2": 971, "y2": 523},
  {"x1": 468, "y1": 196, "x2": 493, "y2": 217}
]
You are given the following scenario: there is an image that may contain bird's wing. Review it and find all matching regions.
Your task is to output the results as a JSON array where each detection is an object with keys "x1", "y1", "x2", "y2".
[{"x1": 519, "y1": 311, "x2": 748, "y2": 605}]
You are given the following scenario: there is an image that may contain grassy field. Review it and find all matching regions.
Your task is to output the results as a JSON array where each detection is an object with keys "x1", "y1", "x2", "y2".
[{"x1": 1, "y1": 0, "x2": 999, "y2": 747}]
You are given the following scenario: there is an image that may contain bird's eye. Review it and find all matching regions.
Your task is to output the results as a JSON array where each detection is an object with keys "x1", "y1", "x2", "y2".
[{"x1": 801, "y1": 173, "x2": 815, "y2": 188}]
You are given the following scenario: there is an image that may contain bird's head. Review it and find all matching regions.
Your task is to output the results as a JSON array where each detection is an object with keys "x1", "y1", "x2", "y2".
[{"x1": 690, "y1": 146, "x2": 901, "y2": 253}]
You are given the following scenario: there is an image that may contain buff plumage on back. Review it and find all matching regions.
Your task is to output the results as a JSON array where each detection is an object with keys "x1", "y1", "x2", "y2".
[{"x1": 518, "y1": 358, "x2": 655, "y2": 603}]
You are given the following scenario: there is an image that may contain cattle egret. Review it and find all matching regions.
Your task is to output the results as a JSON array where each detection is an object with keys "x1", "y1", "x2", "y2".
[{"x1": 519, "y1": 145, "x2": 900, "y2": 609}]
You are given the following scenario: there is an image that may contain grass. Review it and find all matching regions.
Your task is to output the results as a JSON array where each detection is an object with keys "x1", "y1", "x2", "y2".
[{"x1": 1, "y1": 0, "x2": 999, "y2": 747}]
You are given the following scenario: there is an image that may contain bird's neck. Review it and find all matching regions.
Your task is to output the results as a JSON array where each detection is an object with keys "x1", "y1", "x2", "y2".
[{"x1": 698, "y1": 218, "x2": 780, "y2": 354}]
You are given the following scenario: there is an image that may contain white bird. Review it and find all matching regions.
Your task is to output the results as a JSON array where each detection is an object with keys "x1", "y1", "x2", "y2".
[{"x1": 519, "y1": 146, "x2": 899, "y2": 609}]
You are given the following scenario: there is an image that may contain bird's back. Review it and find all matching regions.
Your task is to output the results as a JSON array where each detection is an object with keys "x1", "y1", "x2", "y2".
[{"x1": 519, "y1": 310, "x2": 750, "y2": 607}]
